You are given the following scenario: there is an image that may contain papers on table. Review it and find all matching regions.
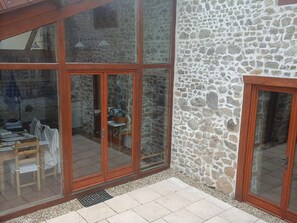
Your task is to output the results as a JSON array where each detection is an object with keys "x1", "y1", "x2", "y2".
[
  {"x1": 1, "y1": 133, "x2": 19, "y2": 139},
  {"x1": 108, "y1": 121, "x2": 126, "y2": 127},
  {"x1": 0, "y1": 129, "x2": 12, "y2": 136},
  {"x1": 0, "y1": 141, "x2": 14, "y2": 152},
  {"x1": 0, "y1": 142, "x2": 14, "y2": 146},
  {"x1": 0, "y1": 146, "x2": 13, "y2": 152},
  {"x1": 39, "y1": 140, "x2": 49, "y2": 146},
  {"x1": 1, "y1": 137, "x2": 24, "y2": 142},
  {"x1": 0, "y1": 140, "x2": 14, "y2": 152},
  {"x1": 5, "y1": 120, "x2": 22, "y2": 130},
  {"x1": 0, "y1": 131, "x2": 37, "y2": 152}
]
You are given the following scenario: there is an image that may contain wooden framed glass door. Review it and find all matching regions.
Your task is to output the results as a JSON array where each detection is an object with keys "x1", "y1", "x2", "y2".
[
  {"x1": 237, "y1": 76, "x2": 297, "y2": 222},
  {"x1": 245, "y1": 87, "x2": 295, "y2": 214},
  {"x1": 70, "y1": 73, "x2": 104, "y2": 190},
  {"x1": 105, "y1": 72, "x2": 135, "y2": 179},
  {"x1": 69, "y1": 71, "x2": 135, "y2": 191}
]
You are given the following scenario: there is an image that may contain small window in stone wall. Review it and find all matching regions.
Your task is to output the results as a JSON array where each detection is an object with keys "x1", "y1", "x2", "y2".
[
  {"x1": 279, "y1": 0, "x2": 297, "y2": 5},
  {"x1": 93, "y1": 2, "x2": 118, "y2": 29}
]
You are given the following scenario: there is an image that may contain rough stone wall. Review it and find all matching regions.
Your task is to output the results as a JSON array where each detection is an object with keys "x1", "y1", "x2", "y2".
[
  {"x1": 172, "y1": 0, "x2": 297, "y2": 196},
  {"x1": 71, "y1": 75, "x2": 95, "y2": 136},
  {"x1": 254, "y1": 91, "x2": 291, "y2": 146},
  {"x1": 59, "y1": 0, "x2": 80, "y2": 7},
  {"x1": 271, "y1": 93, "x2": 292, "y2": 143},
  {"x1": 108, "y1": 74, "x2": 133, "y2": 121},
  {"x1": 143, "y1": 0, "x2": 172, "y2": 64},
  {"x1": 0, "y1": 70, "x2": 58, "y2": 123},
  {"x1": 65, "y1": 0, "x2": 136, "y2": 63},
  {"x1": 0, "y1": 70, "x2": 56, "y2": 99},
  {"x1": 142, "y1": 69, "x2": 169, "y2": 156}
]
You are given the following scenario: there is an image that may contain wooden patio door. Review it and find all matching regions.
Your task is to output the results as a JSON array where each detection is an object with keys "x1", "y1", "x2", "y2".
[
  {"x1": 239, "y1": 81, "x2": 297, "y2": 222},
  {"x1": 68, "y1": 71, "x2": 136, "y2": 191}
]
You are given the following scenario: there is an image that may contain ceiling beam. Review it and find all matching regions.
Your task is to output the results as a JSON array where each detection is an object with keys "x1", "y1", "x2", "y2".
[
  {"x1": 278, "y1": 0, "x2": 297, "y2": 5},
  {"x1": 0, "y1": 1, "x2": 59, "y2": 28},
  {"x1": 25, "y1": 28, "x2": 38, "y2": 50},
  {"x1": 0, "y1": 0, "x2": 113, "y2": 40},
  {"x1": 0, "y1": 0, "x2": 6, "y2": 10}
]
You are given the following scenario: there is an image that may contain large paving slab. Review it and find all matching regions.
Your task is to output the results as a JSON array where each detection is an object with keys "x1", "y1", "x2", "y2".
[{"x1": 45, "y1": 178, "x2": 267, "y2": 223}]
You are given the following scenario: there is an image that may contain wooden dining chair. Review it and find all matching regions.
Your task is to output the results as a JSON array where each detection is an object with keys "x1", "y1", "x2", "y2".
[{"x1": 8, "y1": 138, "x2": 41, "y2": 196}]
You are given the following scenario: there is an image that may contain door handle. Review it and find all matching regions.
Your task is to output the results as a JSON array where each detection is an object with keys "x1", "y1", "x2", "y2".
[{"x1": 283, "y1": 158, "x2": 288, "y2": 170}]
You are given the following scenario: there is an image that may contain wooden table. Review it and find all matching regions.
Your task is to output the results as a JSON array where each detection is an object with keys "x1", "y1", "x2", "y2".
[
  {"x1": 0, "y1": 132, "x2": 47, "y2": 192},
  {"x1": 108, "y1": 121, "x2": 126, "y2": 149}
]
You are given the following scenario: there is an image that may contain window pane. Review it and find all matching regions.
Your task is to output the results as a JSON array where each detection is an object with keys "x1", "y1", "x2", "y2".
[
  {"x1": 71, "y1": 75, "x2": 102, "y2": 179},
  {"x1": 65, "y1": 0, "x2": 137, "y2": 63},
  {"x1": 0, "y1": 24, "x2": 57, "y2": 63},
  {"x1": 60, "y1": 0, "x2": 81, "y2": 6},
  {"x1": 0, "y1": 70, "x2": 62, "y2": 215},
  {"x1": 250, "y1": 91, "x2": 292, "y2": 204},
  {"x1": 107, "y1": 74, "x2": 133, "y2": 170},
  {"x1": 141, "y1": 68, "x2": 169, "y2": 170},
  {"x1": 289, "y1": 139, "x2": 297, "y2": 212},
  {"x1": 143, "y1": 0, "x2": 173, "y2": 64}
]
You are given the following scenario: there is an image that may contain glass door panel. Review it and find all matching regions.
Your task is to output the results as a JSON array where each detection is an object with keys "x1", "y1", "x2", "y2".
[
  {"x1": 141, "y1": 68, "x2": 169, "y2": 170},
  {"x1": 107, "y1": 74, "x2": 133, "y2": 170},
  {"x1": 71, "y1": 74, "x2": 102, "y2": 179},
  {"x1": 289, "y1": 141, "x2": 297, "y2": 212},
  {"x1": 250, "y1": 91, "x2": 292, "y2": 204}
]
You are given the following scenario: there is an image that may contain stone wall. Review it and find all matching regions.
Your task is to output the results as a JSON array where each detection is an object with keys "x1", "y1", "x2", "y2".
[
  {"x1": 143, "y1": 0, "x2": 172, "y2": 64},
  {"x1": 65, "y1": 0, "x2": 137, "y2": 63},
  {"x1": 142, "y1": 69, "x2": 169, "y2": 156},
  {"x1": 71, "y1": 75, "x2": 95, "y2": 136},
  {"x1": 172, "y1": 0, "x2": 297, "y2": 196},
  {"x1": 0, "y1": 70, "x2": 58, "y2": 124},
  {"x1": 65, "y1": 0, "x2": 173, "y2": 64},
  {"x1": 108, "y1": 74, "x2": 133, "y2": 122}
]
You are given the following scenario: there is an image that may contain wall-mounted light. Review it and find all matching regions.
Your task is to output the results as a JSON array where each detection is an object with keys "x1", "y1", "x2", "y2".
[
  {"x1": 98, "y1": 40, "x2": 109, "y2": 47},
  {"x1": 74, "y1": 38, "x2": 86, "y2": 49}
]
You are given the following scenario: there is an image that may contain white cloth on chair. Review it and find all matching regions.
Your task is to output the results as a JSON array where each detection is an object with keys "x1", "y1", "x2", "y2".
[
  {"x1": 43, "y1": 126, "x2": 60, "y2": 173},
  {"x1": 30, "y1": 118, "x2": 39, "y2": 135},
  {"x1": 34, "y1": 120, "x2": 45, "y2": 141}
]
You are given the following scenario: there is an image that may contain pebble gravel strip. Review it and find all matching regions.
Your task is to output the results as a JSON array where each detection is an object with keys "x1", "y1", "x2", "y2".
[{"x1": 6, "y1": 168, "x2": 286, "y2": 223}]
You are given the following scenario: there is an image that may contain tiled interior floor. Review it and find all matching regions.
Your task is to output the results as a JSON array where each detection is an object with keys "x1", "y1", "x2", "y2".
[
  {"x1": 72, "y1": 134, "x2": 165, "y2": 176},
  {"x1": 44, "y1": 178, "x2": 266, "y2": 223},
  {"x1": 0, "y1": 133, "x2": 149, "y2": 216},
  {"x1": 72, "y1": 134, "x2": 132, "y2": 178},
  {"x1": 0, "y1": 173, "x2": 62, "y2": 214},
  {"x1": 250, "y1": 143, "x2": 297, "y2": 211}
]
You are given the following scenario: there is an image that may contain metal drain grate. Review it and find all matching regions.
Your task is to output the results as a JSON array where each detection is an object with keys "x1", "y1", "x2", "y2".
[{"x1": 78, "y1": 190, "x2": 113, "y2": 207}]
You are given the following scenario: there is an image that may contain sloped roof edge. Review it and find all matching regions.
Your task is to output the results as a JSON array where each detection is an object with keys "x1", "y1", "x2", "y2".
[{"x1": 0, "y1": 0, "x2": 113, "y2": 40}]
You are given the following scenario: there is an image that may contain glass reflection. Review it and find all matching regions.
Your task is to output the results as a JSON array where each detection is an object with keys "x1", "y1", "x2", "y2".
[
  {"x1": 250, "y1": 91, "x2": 292, "y2": 204},
  {"x1": 71, "y1": 75, "x2": 102, "y2": 178},
  {"x1": 143, "y1": 0, "x2": 173, "y2": 64},
  {"x1": 289, "y1": 142, "x2": 297, "y2": 212},
  {"x1": 0, "y1": 24, "x2": 56, "y2": 63},
  {"x1": 141, "y1": 69, "x2": 169, "y2": 170},
  {"x1": 107, "y1": 74, "x2": 133, "y2": 170},
  {"x1": 0, "y1": 70, "x2": 62, "y2": 215},
  {"x1": 65, "y1": 0, "x2": 137, "y2": 63}
]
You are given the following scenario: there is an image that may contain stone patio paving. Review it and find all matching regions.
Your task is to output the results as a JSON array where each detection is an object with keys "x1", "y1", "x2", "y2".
[{"x1": 44, "y1": 178, "x2": 266, "y2": 223}]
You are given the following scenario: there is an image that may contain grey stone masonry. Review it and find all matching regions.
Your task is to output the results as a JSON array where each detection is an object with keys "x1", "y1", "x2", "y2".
[{"x1": 172, "y1": 0, "x2": 297, "y2": 197}]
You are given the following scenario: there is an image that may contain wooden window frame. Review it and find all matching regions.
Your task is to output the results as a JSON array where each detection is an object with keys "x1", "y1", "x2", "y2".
[
  {"x1": 0, "y1": 0, "x2": 177, "y2": 221},
  {"x1": 235, "y1": 75, "x2": 297, "y2": 222},
  {"x1": 279, "y1": 0, "x2": 297, "y2": 5},
  {"x1": 236, "y1": 76, "x2": 297, "y2": 200}
]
